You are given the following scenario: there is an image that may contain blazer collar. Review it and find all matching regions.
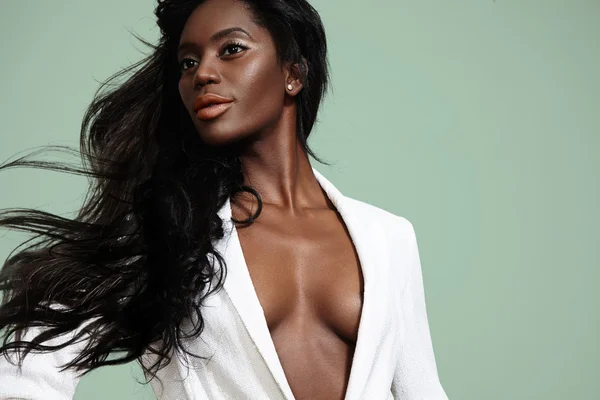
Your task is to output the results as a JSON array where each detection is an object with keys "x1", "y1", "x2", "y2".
[{"x1": 214, "y1": 167, "x2": 389, "y2": 400}]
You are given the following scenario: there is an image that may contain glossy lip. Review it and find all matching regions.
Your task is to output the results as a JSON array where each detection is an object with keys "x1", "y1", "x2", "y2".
[
  {"x1": 193, "y1": 93, "x2": 234, "y2": 121},
  {"x1": 196, "y1": 102, "x2": 233, "y2": 121}
]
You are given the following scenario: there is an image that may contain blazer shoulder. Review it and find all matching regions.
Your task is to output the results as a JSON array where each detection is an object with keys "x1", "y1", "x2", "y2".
[
  {"x1": 342, "y1": 195, "x2": 415, "y2": 239},
  {"x1": 342, "y1": 196, "x2": 418, "y2": 291}
]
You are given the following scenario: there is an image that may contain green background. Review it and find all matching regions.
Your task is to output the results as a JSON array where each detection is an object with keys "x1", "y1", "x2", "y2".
[{"x1": 1, "y1": 1, "x2": 598, "y2": 399}]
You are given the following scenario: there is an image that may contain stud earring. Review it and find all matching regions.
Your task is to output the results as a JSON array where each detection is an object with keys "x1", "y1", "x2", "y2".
[{"x1": 287, "y1": 83, "x2": 293, "y2": 91}]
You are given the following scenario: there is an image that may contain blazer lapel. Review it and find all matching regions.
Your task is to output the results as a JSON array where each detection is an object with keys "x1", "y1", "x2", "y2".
[
  {"x1": 313, "y1": 168, "x2": 390, "y2": 400},
  {"x1": 216, "y1": 199, "x2": 296, "y2": 400},
  {"x1": 215, "y1": 168, "x2": 389, "y2": 400}
]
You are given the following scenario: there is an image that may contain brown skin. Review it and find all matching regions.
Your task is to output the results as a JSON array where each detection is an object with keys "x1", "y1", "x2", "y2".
[{"x1": 178, "y1": 1, "x2": 364, "y2": 399}]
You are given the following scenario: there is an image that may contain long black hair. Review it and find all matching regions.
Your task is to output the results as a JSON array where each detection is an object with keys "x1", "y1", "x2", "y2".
[{"x1": 0, "y1": 0, "x2": 330, "y2": 381}]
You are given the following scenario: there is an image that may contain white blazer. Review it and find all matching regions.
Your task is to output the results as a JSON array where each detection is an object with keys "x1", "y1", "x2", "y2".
[{"x1": 0, "y1": 168, "x2": 449, "y2": 400}]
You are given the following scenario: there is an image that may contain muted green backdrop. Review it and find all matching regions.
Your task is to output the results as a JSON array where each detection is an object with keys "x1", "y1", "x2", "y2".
[{"x1": 1, "y1": 1, "x2": 599, "y2": 399}]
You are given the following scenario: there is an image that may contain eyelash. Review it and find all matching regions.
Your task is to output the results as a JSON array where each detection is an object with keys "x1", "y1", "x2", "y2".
[{"x1": 179, "y1": 41, "x2": 249, "y2": 72}]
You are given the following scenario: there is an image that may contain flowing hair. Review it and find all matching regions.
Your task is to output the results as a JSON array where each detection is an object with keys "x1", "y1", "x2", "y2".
[{"x1": 0, "y1": 0, "x2": 330, "y2": 381}]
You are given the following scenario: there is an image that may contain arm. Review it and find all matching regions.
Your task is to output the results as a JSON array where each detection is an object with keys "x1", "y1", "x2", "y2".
[
  {"x1": 391, "y1": 220, "x2": 449, "y2": 399},
  {"x1": 0, "y1": 326, "x2": 86, "y2": 400}
]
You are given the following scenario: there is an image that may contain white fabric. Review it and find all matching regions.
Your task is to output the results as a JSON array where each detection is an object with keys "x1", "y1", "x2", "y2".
[{"x1": 0, "y1": 168, "x2": 448, "y2": 399}]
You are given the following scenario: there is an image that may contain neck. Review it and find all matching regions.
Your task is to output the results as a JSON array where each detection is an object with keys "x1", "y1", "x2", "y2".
[{"x1": 235, "y1": 106, "x2": 329, "y2": 215}]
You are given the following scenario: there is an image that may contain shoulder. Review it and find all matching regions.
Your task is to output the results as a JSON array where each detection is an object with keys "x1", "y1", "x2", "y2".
[
  {"x1": 341, "y1": 195, "x2": 419, "y2": 290},
  {"x1": 341, "y1": 195, "x2": 417, "y2": 242}
]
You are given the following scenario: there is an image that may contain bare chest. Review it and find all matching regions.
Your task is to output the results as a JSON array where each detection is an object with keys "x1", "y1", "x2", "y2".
[{"x1": 235, "y1": 208, "x2": 364, "y2": 399}]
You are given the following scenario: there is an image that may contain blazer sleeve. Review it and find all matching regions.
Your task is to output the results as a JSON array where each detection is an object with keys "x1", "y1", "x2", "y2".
[
  {"x1": 391, "y1": 220, "x2": 449, "y2": 399},
  {"x1": 0, "y1": 325, "x2": 87, "y2": 400}
]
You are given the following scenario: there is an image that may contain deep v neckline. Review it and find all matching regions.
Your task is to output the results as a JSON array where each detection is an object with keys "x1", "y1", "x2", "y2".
[{"x1": 218, "y1": 168, "x2": 382, "y2": 400}]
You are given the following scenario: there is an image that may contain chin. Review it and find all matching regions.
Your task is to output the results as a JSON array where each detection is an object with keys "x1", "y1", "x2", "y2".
[{"x1": 195, "y1": 123, "x2": 251, "y2": 148}]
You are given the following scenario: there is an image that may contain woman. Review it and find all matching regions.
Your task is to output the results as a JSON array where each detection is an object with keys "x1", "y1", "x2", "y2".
[{"x1": 0, "y1": 0, "x2": 448, "y2": 399}]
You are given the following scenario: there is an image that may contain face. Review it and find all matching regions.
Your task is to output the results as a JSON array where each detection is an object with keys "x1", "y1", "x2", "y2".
[{"x1": 177, "y1": 0, "x2": 293, "y2": 147}]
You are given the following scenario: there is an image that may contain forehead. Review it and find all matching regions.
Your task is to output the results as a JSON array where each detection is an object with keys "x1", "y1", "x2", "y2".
[{"x1": 180, "y1": 0, "x2": 260, "y2": 42}]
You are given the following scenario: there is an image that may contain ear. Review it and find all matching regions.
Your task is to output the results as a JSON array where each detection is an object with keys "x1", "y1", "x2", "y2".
[{"x1": 284, "y1": 57, "x2": 308, "y2": 97}]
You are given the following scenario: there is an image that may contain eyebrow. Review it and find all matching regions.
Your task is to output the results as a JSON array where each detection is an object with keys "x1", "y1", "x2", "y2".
[{"x1": 178, "y1": 27, "x2": 253, "y2": 53}]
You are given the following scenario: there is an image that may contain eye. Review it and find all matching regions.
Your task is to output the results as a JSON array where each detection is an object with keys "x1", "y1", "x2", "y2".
[
  {"x1": 179, "y1": 58, "x2": 198, "y2": 72},
  {"x1": 221, "y1": 41, "x2": 248, "y2": 57}
]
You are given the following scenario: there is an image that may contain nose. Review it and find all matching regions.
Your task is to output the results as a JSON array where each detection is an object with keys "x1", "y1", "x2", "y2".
[{"x1": 192, "y1": 57, "x2": 221, "y2": 88}]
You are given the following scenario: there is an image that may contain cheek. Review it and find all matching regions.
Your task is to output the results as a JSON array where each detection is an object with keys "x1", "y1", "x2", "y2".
[
  {"x1": 236, "y1": 58, "x2": 285, "y2": 124},
  {"x1": 178, "y1": 78, "x2": 191, "y2": 108},
  {"x1": 178, "y1": 81, "x2": 183, "y2": 101}
]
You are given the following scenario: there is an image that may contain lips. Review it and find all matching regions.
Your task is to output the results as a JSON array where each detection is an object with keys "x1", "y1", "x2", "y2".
[{"x1": 193, "y1": 93, "x2": 234, "y2": 121}]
